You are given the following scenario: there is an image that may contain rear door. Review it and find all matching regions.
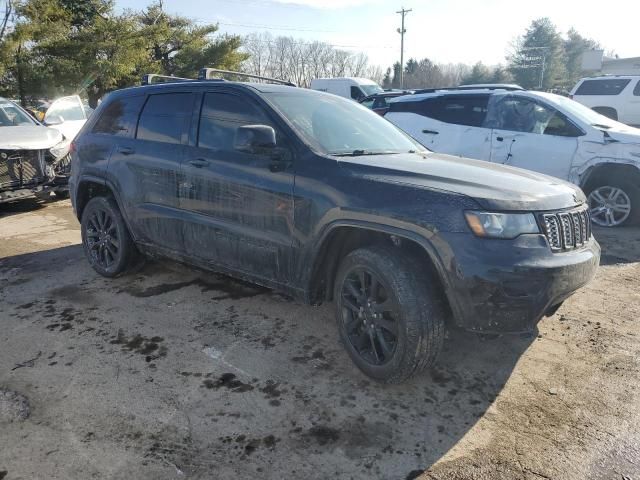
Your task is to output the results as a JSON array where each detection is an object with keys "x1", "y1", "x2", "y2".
[
  {"x1": 108, "y1": 91, "x2": 196, "y2": 254},
  {"x1": 387, "y1": 94, "x2": 492, "y2": 160},
  {"x1": 486, "y1": 95, "x2": 580, "y2": 180},
  {"x1": 180, "y1": 90, "x2": 295, "y2": 283}
]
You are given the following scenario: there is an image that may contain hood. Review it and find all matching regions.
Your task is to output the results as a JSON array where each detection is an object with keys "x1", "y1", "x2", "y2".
[
  {"x1": 599, "y1": 126, "x2": 640, "y2": 146},
  {"x1": 338, "y1": 152, "x2": 585, "y2": 211},
  {"x1": 0, "y1": 125, "x2": 64, "y2": 150}
]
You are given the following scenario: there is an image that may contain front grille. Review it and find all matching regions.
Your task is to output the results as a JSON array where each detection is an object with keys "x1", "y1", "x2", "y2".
[
  {"x1": 540, "y1": 206, "x2": 591, "y2": 251},
  {"x1": 0, "y1": 150, "x2": 46, "y2": 189}
]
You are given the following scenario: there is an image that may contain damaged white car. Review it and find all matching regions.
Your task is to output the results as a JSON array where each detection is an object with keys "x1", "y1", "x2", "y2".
[
  {"x1": 386, "y1": 89, "x2": 640, "y2": 227},
  {"x1": 0, "y1": 97, "x2": 72, "y2": 203}
]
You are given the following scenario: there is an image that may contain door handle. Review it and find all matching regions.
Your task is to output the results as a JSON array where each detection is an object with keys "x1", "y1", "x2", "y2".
[
  {"x1": 188, "y1": 158, "x2": 210, "y2": 168},
  {"x1": 117, "y1": 146, "x2": 135, "y2": 155},
  {"x1": 422, "y1": 129, "x2": 439, "y2": 135},
  {"x1": 496, "y1": 136, "x2": 504, "y2": 142}
]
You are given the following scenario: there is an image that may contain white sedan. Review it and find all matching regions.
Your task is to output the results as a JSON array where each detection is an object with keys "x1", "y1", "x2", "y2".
[{"x1": 385, "y1": 89, "x2": 640, "y2": 227}]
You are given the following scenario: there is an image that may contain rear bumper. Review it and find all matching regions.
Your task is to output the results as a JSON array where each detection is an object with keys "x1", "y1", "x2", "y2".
[{"x1": 439, "y1": 232, "x2": 600, "y2": 333}]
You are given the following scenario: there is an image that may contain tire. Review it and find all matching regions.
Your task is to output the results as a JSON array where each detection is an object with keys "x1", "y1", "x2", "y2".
[
  {"x1": 80, "y1": 196, "x2": 138, "y2": 277},
  {"x1": 586, "y1": 178, "x2": 640, "y2": 227},
  {"x1": 592, "y1": 106, "x2": 618, "y2": 121},
  {"x1": 54, "y1": 190, "x2": 70, "y2": 199},
  {"x1": 333, "y1": 246, "x2": 445, "y2": 383}
]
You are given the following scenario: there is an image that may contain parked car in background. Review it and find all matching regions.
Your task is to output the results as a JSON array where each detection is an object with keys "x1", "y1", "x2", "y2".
[
  {"x1": 359, "y1": 91, "x2": 412, "y2": 115},
  {"x1": 42, "y1": 95, "x2": 92, "y2": 140},
  {"x1": 310, "y1": 77, "x2": 383, "y2": 101},
  {"x1": 570, "y1": 75, "x2": 640, "y2": 127},
  {"x1": 386, "y1": 88, "x2": 640, "y2": 227},
  {"x1": 70, "y1": 75, "x2": 599, "y2": 383},
  {"x1": 0, "y1": 97, "x2": 72, "y2": 202}
]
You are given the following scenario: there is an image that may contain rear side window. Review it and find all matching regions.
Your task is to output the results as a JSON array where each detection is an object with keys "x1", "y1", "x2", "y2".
[
  {"x1": 136, "y1": 93, "x2": 194, "y2": 144},
  {"x1": 391, "y1": 95, "x2": 489, "y2": 127},
  {"x1": 198, "y1": 92, "x2": 269, "y2": 151},
  {"x1": 92, "y1": 96, "x2": 145, "y2": 136},
  {"x1": 574, "y1": 79, "x2": 631, "y2": 95},
  {"x1": 634, "y1": 81, "x2": 640, "y2": 96}
]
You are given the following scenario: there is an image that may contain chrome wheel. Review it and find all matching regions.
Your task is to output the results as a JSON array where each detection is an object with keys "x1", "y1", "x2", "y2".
[{"x1": 588, "y1": 186, "x2": 632, "y2": 227}]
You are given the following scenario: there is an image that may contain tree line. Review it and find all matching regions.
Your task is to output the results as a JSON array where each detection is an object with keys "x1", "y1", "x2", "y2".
[
  {"x1": 0, "y1": 5, "x2": 603, "y2": 107},
  {"x1": 384, "y1": 18, "x2": 600, "y2": 91}
]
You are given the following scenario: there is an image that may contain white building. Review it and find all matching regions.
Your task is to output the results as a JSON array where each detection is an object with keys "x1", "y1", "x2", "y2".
[{"x1": 582, "y1": 50, "x2": 640, "y2": 75}]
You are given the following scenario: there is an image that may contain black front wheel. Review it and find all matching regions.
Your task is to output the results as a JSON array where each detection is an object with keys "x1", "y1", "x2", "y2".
[
  {"x1": 81, "y1": 196, "x2": 138, "y2": 277},
  {"x1": 334, "y1": 246, "x2": 445, "y2": 383}
]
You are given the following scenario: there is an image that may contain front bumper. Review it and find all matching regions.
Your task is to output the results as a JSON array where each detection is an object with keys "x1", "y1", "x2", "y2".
[
  {"x1": 439, "y1": 232, "x2": 600, "y2": 333},
  {"x1": 0, "y1": 184, "x2": 52, "y2": 204}
]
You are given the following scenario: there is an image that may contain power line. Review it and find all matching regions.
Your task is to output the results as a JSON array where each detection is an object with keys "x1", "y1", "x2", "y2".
[
  {"x1": 199, "y1": 19, "x2": 340, "y2": 34},
  {"x1": 244, "y1": 37, "x2": 393, "y2": 50}
]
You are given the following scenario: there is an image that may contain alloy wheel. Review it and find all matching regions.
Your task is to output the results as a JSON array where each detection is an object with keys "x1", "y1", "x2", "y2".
[
  {"x1": 588, "y1": 186, "x2": 631, "y2": 227},
  {"x1": 339, "y1": 267, "x2": 399, "y2": 366},
  {"x1": 85, "y1": 208, "x2": 120, "y2": 268}
]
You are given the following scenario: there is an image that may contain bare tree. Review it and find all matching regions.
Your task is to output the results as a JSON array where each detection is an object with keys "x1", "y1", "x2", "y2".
[
  {"x1": 0, "y1": 0, "x2": 13, "y2": 41},
  {"x1": 241, "y1": 33, "x2": 382, "y2": 88}
]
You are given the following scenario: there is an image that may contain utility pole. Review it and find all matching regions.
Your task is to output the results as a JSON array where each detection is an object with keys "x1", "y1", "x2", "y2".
[{"x1": 396, "y1": 7, "x2": 411, "y2": 89}]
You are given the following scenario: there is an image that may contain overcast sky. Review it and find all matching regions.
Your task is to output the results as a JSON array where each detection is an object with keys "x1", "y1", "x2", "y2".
[{"x1": 117, "y1": 0, "x2": 638, "y2": 68}]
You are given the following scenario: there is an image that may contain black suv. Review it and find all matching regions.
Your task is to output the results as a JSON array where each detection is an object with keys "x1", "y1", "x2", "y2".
[{"x1": 70, "y1": 78, "x2": 600, "y2": 383}]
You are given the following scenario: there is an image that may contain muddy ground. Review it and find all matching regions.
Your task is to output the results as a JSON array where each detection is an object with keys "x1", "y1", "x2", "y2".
[{"x1": 0, "y1": 198, "x2": 639, "y2": 480}]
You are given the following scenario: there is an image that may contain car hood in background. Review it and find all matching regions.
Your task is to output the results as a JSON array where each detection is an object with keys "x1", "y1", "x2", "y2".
[
  {"x1": 0, "y1": 125, "x2": 63, "y2": 150},
  {"x1": 338, "y1": 152, "x2": 585, "y2": 212},
  {"x1": 600, "y1": 126, "x2": 640, "y2": 146}
]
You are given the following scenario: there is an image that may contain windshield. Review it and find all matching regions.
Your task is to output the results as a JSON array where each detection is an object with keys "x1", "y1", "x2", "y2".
[
  {"x1": 361, "y1": 84, "x2": 384, "y2": 96},
  {"x1": 265, "y1": 90, "x2": 424, "y2": 156},
  {"x1": 537, "y1": 93, "x2": 621, "y2": 129},
  {"x1": 0, "y1": 101, "x2": 36, "y2": 126}
]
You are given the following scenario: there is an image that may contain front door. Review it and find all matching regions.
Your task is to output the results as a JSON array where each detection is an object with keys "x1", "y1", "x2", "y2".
[
  {"x1": 487, "y1": 95, "x2": 580, "y2": 180},
  {"x1": 180, "y1": 90, "x2": 295, "y2": 284}
]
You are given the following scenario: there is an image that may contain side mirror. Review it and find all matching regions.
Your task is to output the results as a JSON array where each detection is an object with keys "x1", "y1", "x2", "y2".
[
  {"x1": 234, "y1": 125, "x2": 276, "y2": 154},
  {"x1": 45, "y1": 115, "x2": 64, "y2": 126}
]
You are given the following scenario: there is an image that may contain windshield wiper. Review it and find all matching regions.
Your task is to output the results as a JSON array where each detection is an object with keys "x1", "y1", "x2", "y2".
[{"x1": 330, "y1": 149, "x2": 403, "y2": 157}]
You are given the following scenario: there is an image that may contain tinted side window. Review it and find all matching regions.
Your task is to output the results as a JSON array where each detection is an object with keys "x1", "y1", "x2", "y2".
[
  {"x1": 198, "y1": 92, "x2": 269, "y2": 151},
  {"x1": 136, "y1": 93, "x2": 194, "y2": 144},
  {"x1": 634, "y1": 80, "x2": 640, "y2": 96},
  {"x1": 393, "y1": 95, "x2": 488, "y2": 127},
  {"x1": 350, "y1": 86, "x2": 365, "y2": 101},
  {"x1": 575, "y1": 79, "x2": 631, "y2": 95},
  {"x1": 93, "y1": 96, "x2": 145, "y2": 136}
]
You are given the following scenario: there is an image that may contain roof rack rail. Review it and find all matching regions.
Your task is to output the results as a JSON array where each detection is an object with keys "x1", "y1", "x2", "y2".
[
  {"x1": 199, "y1": 68, "x2": 297, "y2": 87},
  {"x1": 413, "y1": 84, "x2": 524, "y2": 94},
  {"x1": 141, "y1": 74, "x2": 194, "y2": 85}
]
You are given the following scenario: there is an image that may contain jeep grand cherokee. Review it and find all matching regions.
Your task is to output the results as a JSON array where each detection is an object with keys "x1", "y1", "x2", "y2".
[{"x1": 69, "y1": 79, "x2": 600, "y2": 383}]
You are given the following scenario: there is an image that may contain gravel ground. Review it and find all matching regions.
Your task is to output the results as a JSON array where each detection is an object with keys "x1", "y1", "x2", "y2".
[{"x1": 1, "y1": 198, "x2": 639, "y2": 480}]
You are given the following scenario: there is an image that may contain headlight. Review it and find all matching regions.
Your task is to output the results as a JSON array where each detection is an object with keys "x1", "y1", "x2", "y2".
[
  {"x1": 465, "y1": 211, "x2": 539, "y2": 239},
  {"x1": 49, "y1": 138, "x2": 71, "y2": 160}
]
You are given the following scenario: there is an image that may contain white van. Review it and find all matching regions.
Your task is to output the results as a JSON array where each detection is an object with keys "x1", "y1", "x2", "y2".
[
  {"x1": 570, "y1": 75, "x2": 640, "y2": 127},
  {"x1": 310, "y1": 77, "x2": 383, "y2": 101}
]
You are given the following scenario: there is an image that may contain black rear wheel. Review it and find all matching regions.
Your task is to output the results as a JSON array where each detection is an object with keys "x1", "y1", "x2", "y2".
[
  {"x1": 334, "y1": 246, "x2": 446, "y2": 383},
  {"x1": 81, "y1": 196, "x2": 138, "y2": 277}
]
